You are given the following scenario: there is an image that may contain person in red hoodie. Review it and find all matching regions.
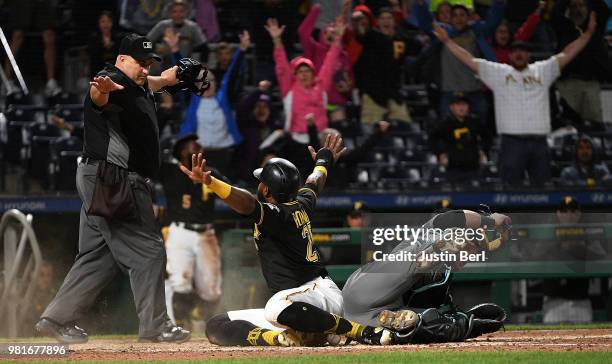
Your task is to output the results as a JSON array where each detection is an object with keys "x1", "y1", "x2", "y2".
[
  {"x1": 346, "y1": 3, "x2": 377, "y2": 66},
  {"x1": 298, "y1": 3, "x2": 354, "y2": 116},
  {"x1": 491, "y1": 1, "x2": 545, "y2": 64},
  {"x1": 266, "y1": 17, "x2": 345, "y2": 144}
]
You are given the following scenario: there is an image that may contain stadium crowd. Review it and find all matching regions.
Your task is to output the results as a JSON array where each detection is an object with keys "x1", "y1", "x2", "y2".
[{"x1": 0, "y1": 0, "x2": 611, "y2": 193}]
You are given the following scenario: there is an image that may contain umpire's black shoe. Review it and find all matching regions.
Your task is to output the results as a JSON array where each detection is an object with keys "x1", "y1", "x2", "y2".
[
  {"x1": 138, "y1": 325, "x2": 191, "y2": 343},
  {"x1": 35, "y1": 318, "x2": 89, "y2": 344}
]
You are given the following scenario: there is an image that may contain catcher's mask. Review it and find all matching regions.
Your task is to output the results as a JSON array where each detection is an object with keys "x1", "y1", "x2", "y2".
[{"x1": 193, "y1": 66, "x2": 210, "y2": 96}]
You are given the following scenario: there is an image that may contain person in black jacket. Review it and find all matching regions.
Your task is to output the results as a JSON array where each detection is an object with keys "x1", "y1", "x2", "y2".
[
  {"x1": 353, "y1": 7, "x2": 419, "y2": 124},
  {"x1": 431, "y1": 93, "x2": 489, "y2": 184},
  {"x1": 87, "y1": 11, "x2": 122, "y2": 79},
  {"x1": 236, "y1": 80, "x2": 283, "y2": 184}
]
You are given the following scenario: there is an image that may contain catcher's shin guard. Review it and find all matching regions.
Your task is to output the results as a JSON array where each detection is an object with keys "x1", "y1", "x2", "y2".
[
  {"x1": 392, "y1": 308, "x2": 473, "y2": 345},
  {"x1": 465, "y1": 303, "x2": 506, "y2": 338}
]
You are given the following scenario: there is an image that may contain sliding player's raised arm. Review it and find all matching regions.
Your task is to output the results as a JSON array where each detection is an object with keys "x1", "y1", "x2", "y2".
[
  {"x1": 305, "y1": 133, "x2": 347, "y2": 195},
  {"x1": 179, "y1": 153, "x2": 258, "y2": 216}
]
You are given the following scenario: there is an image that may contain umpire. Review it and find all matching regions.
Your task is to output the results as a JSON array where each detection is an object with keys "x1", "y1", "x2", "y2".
[{"x1": 36, "y1": 34, "x2": 191, "y2": 343}]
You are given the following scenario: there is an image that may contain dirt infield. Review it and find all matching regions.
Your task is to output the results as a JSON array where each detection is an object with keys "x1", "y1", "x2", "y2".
[{"x1": 27, "y1": 329, "x2": 606, "y2": 361}]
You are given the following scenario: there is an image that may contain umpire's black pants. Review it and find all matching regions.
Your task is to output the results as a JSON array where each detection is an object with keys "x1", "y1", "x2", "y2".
[{"x1": 42, "y1": 161, "x2": 168, "y2": 338}]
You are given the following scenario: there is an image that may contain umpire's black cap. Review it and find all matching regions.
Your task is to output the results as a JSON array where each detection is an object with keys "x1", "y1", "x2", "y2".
[
  {"x1": 253, "y1": 158, "x2": 301, "y2": 202},
  {"x1": 119, "y1": 33, "x2": 162, "y2": 62}
]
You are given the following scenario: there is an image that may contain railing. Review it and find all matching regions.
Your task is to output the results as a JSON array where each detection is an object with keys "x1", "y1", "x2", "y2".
[{"x1": 0, "y1": 209, "x2": 43, "y2": 337}]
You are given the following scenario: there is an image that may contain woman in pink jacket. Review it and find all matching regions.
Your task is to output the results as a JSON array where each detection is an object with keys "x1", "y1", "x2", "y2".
[
  {"x1": 265, "y1": 18, "x2": 345, "y2": 143},
  {"x1": 298, "y1": 3, "x2": 354, "y2": 108}
]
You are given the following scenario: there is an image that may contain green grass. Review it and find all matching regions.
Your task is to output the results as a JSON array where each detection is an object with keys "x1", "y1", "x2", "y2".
[
  {"x1": 9, "y1": 352, "x2": 612, "y2": 364},
  {"x1": 505, "y1": 322, "x2": 612, "y2": 331}
]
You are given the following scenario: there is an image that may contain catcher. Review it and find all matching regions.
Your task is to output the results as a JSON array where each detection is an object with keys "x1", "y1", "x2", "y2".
[
  {"x1": 180, "y1": 134, "x2": 398, "y2": 346},
  {"x1": 342, "y1": 208, "x2": 511, "y2": 344}
]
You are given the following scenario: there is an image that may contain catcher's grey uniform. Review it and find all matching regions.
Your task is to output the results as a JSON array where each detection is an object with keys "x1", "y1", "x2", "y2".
[{"x1": 342, "y1": 211, "x2": 459, "y2": 327}]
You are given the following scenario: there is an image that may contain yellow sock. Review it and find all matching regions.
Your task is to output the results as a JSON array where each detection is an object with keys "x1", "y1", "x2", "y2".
[
  {"x1": 261, "y1": 330, "x2": 283, "y2": 346},
  {"x1": 346, "y1": 321, "x2": 366, "y2": 339}
]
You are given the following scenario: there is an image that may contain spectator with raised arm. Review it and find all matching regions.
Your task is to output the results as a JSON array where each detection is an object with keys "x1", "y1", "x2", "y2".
[
  {"x1": 415, "y1": 0, "x2": 505, "y2": 126},
  {"x1": 178, "y1": 32, "x2": 249, "y2": 177},
  {"x1": 211, "y1": 33, "x2": 250, "y2": 105},
  {"x1": 267, "y1": 17, "x2": 344, "y2": 143},
  {"x1": 299, "y1": 3, "x2": 354, "y2": 111},
  {"x1": 491, "y1": 1, "x2": 545, "y2": 64},
  {"x1": 551, "y1": 0, "x2": 612, "y2": 123},
  {"x1": 353, "y1": 7, "x2": 419, "y2": 125},
  {"x1": 432, "y1": 13, "x2": 597, "y2": 186},
  {"x1": 147, "y1": 0, "x2": 207, "y2": 59}
]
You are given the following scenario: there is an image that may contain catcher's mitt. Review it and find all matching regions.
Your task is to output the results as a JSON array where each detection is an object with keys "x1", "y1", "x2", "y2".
[{"x1": 162, "y1": 58, "x2": 210, "y2": 95}]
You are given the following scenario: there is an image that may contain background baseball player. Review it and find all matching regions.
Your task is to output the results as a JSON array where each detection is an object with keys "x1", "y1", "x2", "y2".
[
  {"x1": 180, "y1": 134, "x2": 397, "y2": 346},
  {"x1": 159, "y1": 134, "x2": 225, "y2": 326},
  {"x1": 342, "y1": 209, "x2": 511, "y2": 344}
]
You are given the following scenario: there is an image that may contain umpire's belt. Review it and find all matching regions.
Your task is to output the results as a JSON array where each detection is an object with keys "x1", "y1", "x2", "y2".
[{"x1": 174, "y1": 221, "x2": 214, "y2": 233}]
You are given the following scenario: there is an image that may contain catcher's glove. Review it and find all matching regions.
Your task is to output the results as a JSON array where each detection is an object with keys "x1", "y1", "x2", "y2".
[
  {"x1": 162, "y1": 58, "x2": 210, "y2": 96},
  {"x1": 477, "y1": 206, "x2": 512, "y2": 251}
]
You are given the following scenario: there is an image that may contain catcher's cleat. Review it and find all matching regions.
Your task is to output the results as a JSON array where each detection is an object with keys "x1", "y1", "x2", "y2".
[
  {"x1": 355, "y1": 326, "x2": 393, "y2": 345},
  {"x1": 378, "y1": 309, "x2": 418, "y2": 332},
  {"x1": 138, "y1": 324, "x2": 191, "y2": 343},
  {"x1": 35, "y1": 318, "x2": 88, "y2": 344}
]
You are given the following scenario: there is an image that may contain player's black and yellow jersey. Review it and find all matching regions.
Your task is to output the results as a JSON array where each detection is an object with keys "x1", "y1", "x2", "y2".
[{"x1": 248, "y1": 186, "x2": 328, "y2": 294}]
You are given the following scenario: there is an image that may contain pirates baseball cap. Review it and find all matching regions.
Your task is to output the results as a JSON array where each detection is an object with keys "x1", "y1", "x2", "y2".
[
  {"x1": 450, "y1": 92, "x2": 469, "y2": 104},
  {"x1": 119, "y1": 33, "x2": 161, "y2": 62},
  {"x1": 348, "y1": 201, "x2": 370, "y2": 217},
  {"x1": 558, "y1": 196, "x2": 580, "y2": 212},
  {"x1": 172, "y1": 133, "x2": 199, "y2": 159}
]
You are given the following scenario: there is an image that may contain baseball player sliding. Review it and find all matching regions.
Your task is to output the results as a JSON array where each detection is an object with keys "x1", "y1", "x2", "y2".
[{"x1": 180, "y1": 134, "x2": 399, "y2": 346}]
